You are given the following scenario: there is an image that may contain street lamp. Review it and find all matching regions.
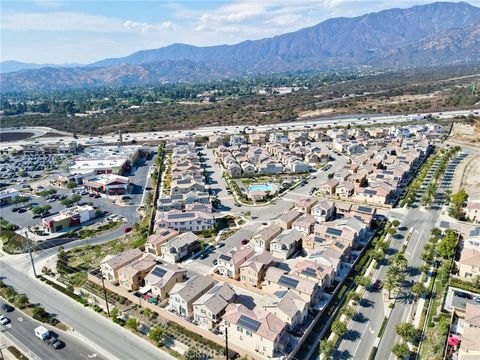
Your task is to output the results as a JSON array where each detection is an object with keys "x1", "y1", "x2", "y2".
[{"x1": 100, "y1": 271, "x2": 111, "y2": 317}]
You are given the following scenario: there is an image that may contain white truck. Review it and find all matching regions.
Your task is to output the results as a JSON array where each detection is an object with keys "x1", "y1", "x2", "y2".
[{"x1": 34, "y1": 325, "x2": 50, "y2": 340}]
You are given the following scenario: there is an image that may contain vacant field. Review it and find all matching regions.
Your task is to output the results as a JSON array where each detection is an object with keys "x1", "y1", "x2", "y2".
[
  {"x1": 449, "y1": 121, "x2": 480, "y2": 144},
  {"x1": 0, "y1": 131, "x2": 34, "y2": 142}
]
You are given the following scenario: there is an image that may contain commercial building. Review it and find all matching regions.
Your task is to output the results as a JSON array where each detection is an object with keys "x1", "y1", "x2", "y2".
[{"x1": 42, "y1": 205, "x2": 96, "y2": 233}]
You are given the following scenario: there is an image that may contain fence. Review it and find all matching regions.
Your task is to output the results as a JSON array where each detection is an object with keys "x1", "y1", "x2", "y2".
[{"x1": 87, "y1": 273, "x2": 258, "y2": 359}]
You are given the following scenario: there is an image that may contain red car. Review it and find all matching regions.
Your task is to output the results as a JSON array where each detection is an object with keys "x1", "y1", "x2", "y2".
[
  {"x1": 372, "y1": 279, "x2": 382, "y2": 289},
  {"x1": 124, "y1": 227, "x2": 132, "y2": 233}
]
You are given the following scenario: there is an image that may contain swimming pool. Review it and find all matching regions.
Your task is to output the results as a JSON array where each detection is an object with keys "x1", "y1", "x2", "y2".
[{"x1": 248, "y1": 183, "x2": 273, "y2": 192}]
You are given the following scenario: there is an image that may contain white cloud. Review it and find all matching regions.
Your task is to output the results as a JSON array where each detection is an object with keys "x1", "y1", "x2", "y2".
[
  {"x1": 123, "y1": 20, "x2": 173, "y2": 32},
  {"x1": 1, "y1": 12, "x2": 125, "y2": 32},
  {"x1": 32, "y1": 0, "x2": 63, "y2": 9}
]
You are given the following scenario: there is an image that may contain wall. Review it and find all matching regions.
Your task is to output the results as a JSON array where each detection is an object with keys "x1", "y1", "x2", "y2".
[{"x1": 87, "y1": 273, "x2": 262, "y2": 359}]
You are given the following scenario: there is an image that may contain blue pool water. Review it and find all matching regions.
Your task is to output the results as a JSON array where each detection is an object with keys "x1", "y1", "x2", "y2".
[{"x1": 248, "y1": 183, "x2": 273, "y2": 192}]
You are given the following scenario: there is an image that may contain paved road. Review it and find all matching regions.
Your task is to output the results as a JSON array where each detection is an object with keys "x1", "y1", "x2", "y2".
[
  {"x1": 2, "y1": 109, "x2": 478, "y2": 151},
  {"x1": 0, "y1": 264, "x2": 174, "y2": 360},
  {"x1": 375, "y1": 207, "x2": 440, "y2": 360},
  {"x1": 375, "y1": 151, "x2": 466, "y2": 359},
  {"x1": 0, "y1": 298, "x2": 105, "y2": 360}
]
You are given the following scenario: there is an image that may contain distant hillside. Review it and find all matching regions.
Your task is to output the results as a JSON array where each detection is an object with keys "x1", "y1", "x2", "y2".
[
  {"x1": 0, "y1": 60, "x2": 82, "y2": 74},
  {"x1": 2, "y1": 1, "x2": 480, "y2": 92}
]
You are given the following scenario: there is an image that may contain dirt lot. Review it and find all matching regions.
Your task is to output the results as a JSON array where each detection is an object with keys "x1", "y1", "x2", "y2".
[
  {"x1": 461, "y1": 155, "x2": 480, "y2": 200},
  {"x1": 449, "y1": 121, "x2": 480, "y2": 144}
]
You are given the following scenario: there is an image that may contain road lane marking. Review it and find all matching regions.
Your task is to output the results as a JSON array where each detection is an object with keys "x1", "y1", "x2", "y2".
[{"x1": 352, "y1": 320, "x2": 371, "y2": 357}]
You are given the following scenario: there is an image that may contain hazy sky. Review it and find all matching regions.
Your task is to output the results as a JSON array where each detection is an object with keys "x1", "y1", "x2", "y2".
[{"x1": 1, "y1": 0, "x2": 479, "y2": 64}]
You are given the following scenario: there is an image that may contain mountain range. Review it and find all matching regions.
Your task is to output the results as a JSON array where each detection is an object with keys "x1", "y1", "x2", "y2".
[{"x1": 2, "y1": 1, "x2": 480, "y2": 92}]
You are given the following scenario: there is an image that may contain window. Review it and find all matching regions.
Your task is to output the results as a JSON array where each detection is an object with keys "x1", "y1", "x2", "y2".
[{"x1": 237, "y1": 326, "x2": 243, "y2": 333}]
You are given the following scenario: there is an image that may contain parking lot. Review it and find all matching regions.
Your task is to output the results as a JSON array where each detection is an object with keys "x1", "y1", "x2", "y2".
[
  {"x1": 0, "y1": 152, "x2": 68, "y2": 185},
  {"x1": 0, "y1": 185, "x2": 139, "y2": 233}
]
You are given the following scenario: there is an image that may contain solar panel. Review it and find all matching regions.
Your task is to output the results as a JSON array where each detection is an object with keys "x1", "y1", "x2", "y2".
[
  {"x1": 169, "y1": 212, "x2": 194, "y2": 220},
  {"x1": 326, "y1": 227, "x2": 342, "y2": 237},
  {"x1": 301, "y1": 268, "x2": 317, "y2": 278},
  {"x1": 238, "y1": 315, "x2": 261, "y2": 332},
  {"x1": 151, "y1": 267, "x2": 167, "y2": 278},
  {"x1": 278, "y1": 275, "x2": 299, "y2": 289},
  {"x1": 274, "y1": 290, "x2": 287, "y2": 298},
  {"x1": 357, "y1": 206, "x2": 372, "y2": 214},
  {"x1": 470, "y1": 228, "x2": 480, "y2": 237},
  {"x1": 219, "y1": 254, "x2": 232, "y2": 262},
  {"x1": 364, "y1": 189, "x2": 377, "y2": 195},
  {"x1": 439, "y1": 221, "x2": 450, "y2": 229}
]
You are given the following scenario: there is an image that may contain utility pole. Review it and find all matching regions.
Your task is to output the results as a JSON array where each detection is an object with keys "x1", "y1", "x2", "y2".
[
  {"x1": 100, "y1": 274, "x2": 111, "y2": 317},
  {"x1": 225, "y1": 326, "x2": 229, "y2": 360},
  {"x1": 25, "y1": 231, "x2": 37, "y2": 278}
]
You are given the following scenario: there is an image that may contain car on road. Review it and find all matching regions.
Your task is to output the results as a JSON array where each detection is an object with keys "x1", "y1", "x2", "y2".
[
  {"x1": 0, "y1": 315, "x2": 10, "y2": 325},
  {"x1": 215, "y1": 243, "x2": 225, "y2": 249},
  {"x1": 241, "y1": 239, "x2": 249, "y2": 245},
  {"x1": 372, "y1": 279, "x2": 382, "y2": 289},
  {"x1": 124, "y1": 227, "x2": 132, "y2": 233},
  {"x1": 52, "y1": 339, "x2": 64, "y2": 349},
  {"x1": 1, "y1": 304, "x2": 14, "y2": 312}
]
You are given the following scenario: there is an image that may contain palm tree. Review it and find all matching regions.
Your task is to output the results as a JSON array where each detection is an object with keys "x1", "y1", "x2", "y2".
[
  {"x1": 393, "y1": 253, "x2": 408, "y2": 271},
  {"x1": 383, "y1": 275, "x2": 398, "y2": 299}
]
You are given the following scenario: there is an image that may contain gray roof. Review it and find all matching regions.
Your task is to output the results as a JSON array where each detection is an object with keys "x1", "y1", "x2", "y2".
[
  {"x1": 193, "y1": 283, "x2": 236, "y2": 314},
  {"x1": 171, "y1": 275, "x2": 215, "y2": 303},
  {"x1": 264, "y1": 290, "x2": 307, "y2": 318},
  {"x1": 272, "y1": 229, "x2": 303, "y2": 246},
  {"x1": 165, "y1": 232, "x2": 199, "y2": 249},
  {"x1": 145, "y1": 264, "x2": 186, "y2": 288}
]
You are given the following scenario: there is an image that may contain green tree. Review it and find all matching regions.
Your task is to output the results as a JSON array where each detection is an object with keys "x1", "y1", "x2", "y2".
[
  {"x1": 71, "y1": 194, "x2": 82, "y2": 203},
  {"x1": 331, "y1": 320, "x2": 347, "y2": 337},
  {"x1": 32, "y1": 205, "x2": 52, "y2": 215},
  {"x1": 110, "y1": 307, "x2": 119, "y2": 319},
  {"x1": 319, "y1": 339, "x2": 335, "y2": 359},
  {"x1": 387, "y1": 228, "x2": 397, "y2": 236},
  {"x1": 449, "y1": 188, "x2": 468, "y2": 219},
  {"x1": 126, "y1": 317, "x2": 138, "y2": 331},
  {"x1": 148, "y1": 326, "x2": 165, "y2": 346},
  {"x1": 32, "y1": 306, "x2": 49, "y2": 322},
  {"x1": 411, "y1": 282, "x2": 427, "y2": 298},
  {"x1": 395, "y1": 323, "x2": 421, "y2": 344},
  {"x1": 355, "y1": 276, "x2": 371, "y2": 288},
  {"x1": 341, "y1": 305, "x2": 356, "y2": 319},
  {"x1": 392, "y1": 342, "x2": 410, "y2": 359},
  {"x1": 143, "y1": 308, "x2": 152, "y2": 319},
  {"x1": 3, "y1": 287, "x2": 17, "y2": 300},
  {"x1": 391, "y1": 220, "x2": 400, "y2": 227},
  {"x1": 13, "y1": 294, "x2": 29, "y2": 309},
  {"x1": 56, "y1": 246, "x2": 70, "y2": 275},
  {"x1": 66, "y1": 181, "x2": 77, "y2": 189},
  {"x1": 392, "y1": 253, "x2": 408, "y2": 271},
  {"x1": 437, "y1": 230, "x2": 457, "y2": 259}
]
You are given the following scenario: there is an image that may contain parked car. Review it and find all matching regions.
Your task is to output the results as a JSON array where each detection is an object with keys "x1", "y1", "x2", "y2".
[
  {"x1": 215, "y1": 243, "x2": 225, "y2": 249},
  {"x1": 124, "y1": 227, "x2": 132, "y2": 233},
  {"x1": 1, "y1": 304, "x2": 14, "y2": 312},
  {"x1": 241, "y1": 239, "x2": 249, "y2": 245}
]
